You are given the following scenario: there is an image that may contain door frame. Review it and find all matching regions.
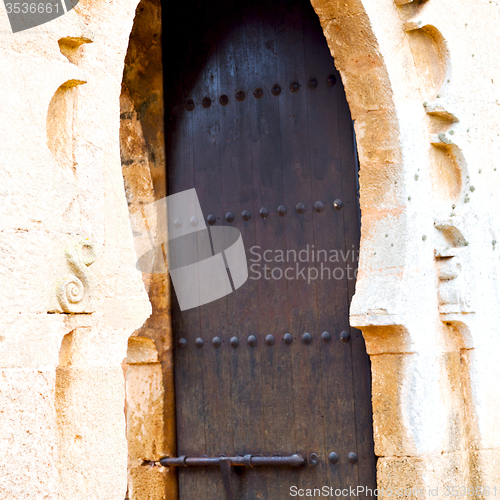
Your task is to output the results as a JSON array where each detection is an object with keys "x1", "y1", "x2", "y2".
[{"x1": 121, "y1": 0, "x2": 407, "y2": 498}]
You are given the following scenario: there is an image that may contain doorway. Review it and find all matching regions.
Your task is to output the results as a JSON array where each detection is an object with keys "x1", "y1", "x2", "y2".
[{"x1": 164, "y1": 0, "x2": 376, "y2": 497}]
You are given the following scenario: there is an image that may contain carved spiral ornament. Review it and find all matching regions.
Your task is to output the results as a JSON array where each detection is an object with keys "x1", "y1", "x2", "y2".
[
  {"x1": 58, "y1": 275, "x2": 85, "y2": 310},
  {"x1": 56, "y1": 239, "x2": 96, "y2": 313}
]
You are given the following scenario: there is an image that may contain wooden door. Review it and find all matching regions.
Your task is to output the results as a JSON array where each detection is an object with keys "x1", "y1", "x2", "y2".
[{"x1": 165, "y1": 0, "x2": 376, "y2": 498}]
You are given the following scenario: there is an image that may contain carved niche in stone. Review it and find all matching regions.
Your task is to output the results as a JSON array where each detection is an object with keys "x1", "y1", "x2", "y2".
[{"x1": 434, "y1": 219, "x2": 474, "y2": 316}]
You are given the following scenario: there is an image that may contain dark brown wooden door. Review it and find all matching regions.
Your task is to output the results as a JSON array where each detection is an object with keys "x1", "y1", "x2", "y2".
[{"x1": 165, "y1": 0, "x2": 375, "y2": 498}]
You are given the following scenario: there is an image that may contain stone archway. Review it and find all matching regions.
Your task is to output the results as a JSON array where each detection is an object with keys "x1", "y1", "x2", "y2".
[
  {"x1": 313, "y1": 2, "x2": 488, "y2": 495},
  {"x1": 120, "y1": 0, "x2": 480, "y2": 498},
  {"x1": 120, "y1": 0, "x2": 177, "y2": 497}
]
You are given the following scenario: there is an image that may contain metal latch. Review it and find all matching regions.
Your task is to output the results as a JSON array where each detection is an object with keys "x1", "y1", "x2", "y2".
[
  {"x1": 159, "y1": 453, "x2": 305, "y2": 468},
  {"x1": 159, "y1": 454, "x2": 306, "y2": 500}
]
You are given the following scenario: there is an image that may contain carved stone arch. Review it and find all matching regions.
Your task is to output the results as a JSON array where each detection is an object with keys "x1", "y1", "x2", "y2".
[
  {"x1": 120, "y1": 0, "x2": 176, "y2": 497},
  {"x1": 307, "y1": 1, "x2": 409, "y2": 322},
  {"x1": 310, "y1": 2, "x2": 482, "y2": 494}
]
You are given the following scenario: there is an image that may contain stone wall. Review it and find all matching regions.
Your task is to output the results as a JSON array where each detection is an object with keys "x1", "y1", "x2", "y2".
[
  {"x1": 0, "y1": 0, "x2": 151, "y2": 498},
  {"x1": 0, "y1": 0, "x2": 500, "y2": 498}
]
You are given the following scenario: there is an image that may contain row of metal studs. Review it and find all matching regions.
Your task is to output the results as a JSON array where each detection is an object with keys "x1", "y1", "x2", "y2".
[
  {"x1": 185, "y1": 74, "x2": 338, "y2": 111},
  {"x1": 310, "y1": 452, "x2": 359, "y2": 465},
  {"x1": 205, "y1": 199, "x2": 344, "y2": 226},
  {"x1": 171, "y1": 200, "x2": 344, "y2": 228},
  {"x1": 178, "y1": 330, "x2": 350, "y2": 349}
]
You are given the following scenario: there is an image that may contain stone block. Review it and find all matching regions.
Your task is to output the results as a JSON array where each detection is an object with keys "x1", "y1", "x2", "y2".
[
  {"x1": 126, "y1": 363, "x2": 166, "y2": 460},
  {"x1": 361, "y1": 326, "x2": 413, "y2": 355},
  {"x1": 377, "y1": 452, "x2": 468, "y2": 499},
  {"x1": 371, "y1": 351, "x2": 466, "y2": 457},
  {"x1": 126, "y1": 336, "x2": 160, "y2": 365},
  {"x1": 128, "y1": 463, "x2": 169, "y2": 500},
  {"x1": 56, "y1": 366, "x2": 128, "y2": 499},
  {"x1": 310, "y1": 0, "x2": 366, "y2": 20}
]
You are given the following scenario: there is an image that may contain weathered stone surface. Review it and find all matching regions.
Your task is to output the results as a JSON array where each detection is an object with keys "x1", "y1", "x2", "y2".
[
  {"x1": 128, "y1": 463, "x2": 168, "y2": 500},
  {"x1": 0, "y1": 0, "x2": 151, "y2": 496},
  {"x1": 0, "y1": 314, "x2": 90, "y2": 369},
  {"x1": 0, "y1": 370, "x2": 58, "y2": 500},
  {"x1": 56, "y1": 366, "x2": 128, "y2": 500},
  {"x1": 126, "y1": 363, "x2": 165, "y2": 460},
  {"x1": 126, "y1": 336, "x2": 160, "y2": 365},
  {"x1": 372, "y1": 350, "x2": 468, "y2": 457},
  {"x1": 472, "y1": 449, "x2": 500, "y2": 490},
  {"x1": 120, "y1": 0, "x2": 176, "y2": 497},
  {"x1": 377, "y1": 452, "x2": 468, "y2": 499}
]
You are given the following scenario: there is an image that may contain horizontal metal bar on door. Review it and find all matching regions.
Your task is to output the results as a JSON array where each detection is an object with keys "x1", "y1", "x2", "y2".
[{"x1": 159, "y1": 454, "x2": 305, "y2": 468}]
